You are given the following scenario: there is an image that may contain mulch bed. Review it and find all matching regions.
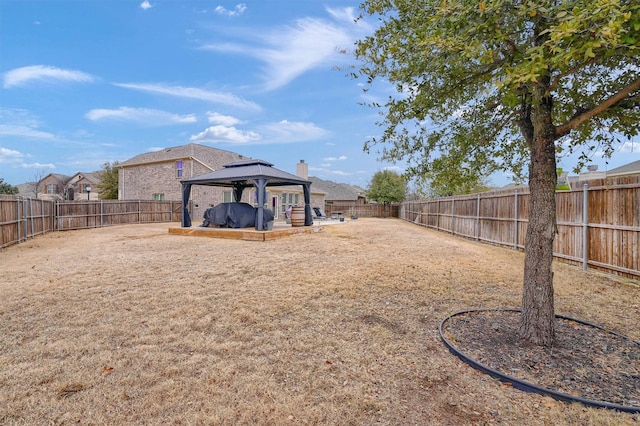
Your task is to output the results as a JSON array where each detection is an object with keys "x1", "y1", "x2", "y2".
[{"x1": 441, "y1": 310, "x2": 640, "y2": 409}]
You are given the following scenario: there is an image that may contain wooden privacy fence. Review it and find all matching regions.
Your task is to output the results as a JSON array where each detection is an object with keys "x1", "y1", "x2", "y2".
[
  {"x1": 324, "y1": 201, "x2": 399, "y2": 218},
  {"x1": 0, "y1": 196, "x2": 183, "y2": 249},
  {"x1": 399, "y1": 175, "x2": 640, "y2": 280}
]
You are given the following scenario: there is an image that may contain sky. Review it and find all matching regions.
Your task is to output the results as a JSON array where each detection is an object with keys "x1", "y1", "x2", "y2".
[{"x1": 1, "y1": 1, "x2": 639, "y2": 189}]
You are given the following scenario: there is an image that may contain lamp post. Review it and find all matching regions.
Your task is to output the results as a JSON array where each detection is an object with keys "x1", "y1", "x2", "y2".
[{"x1": 86, "y1": 186, "x2": 91, "y2": 200}]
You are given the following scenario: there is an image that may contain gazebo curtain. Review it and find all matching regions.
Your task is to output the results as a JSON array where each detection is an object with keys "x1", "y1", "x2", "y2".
[
  {"x1": 181, "y1": 183, "x2": 192, "y2": 227},
  {"x1": 303, "y1": 183, "x2": 312, "y2": 226},
  {"x1": 233, "y1": 184, "x2": 244, "y2": 203}
]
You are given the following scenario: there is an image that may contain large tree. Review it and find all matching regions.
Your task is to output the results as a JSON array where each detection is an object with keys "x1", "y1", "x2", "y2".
[
  {"x1": 0, "y1": 178, "x2": 19, "y2": 195},
  {"x1": 355, "y1": 0, "x2": 639, "y2": 345},
  {"x1": 97, "y1": 161, "x2": 119, "y2": 200},
  {"x1": 415, "y1": 173, "x2": 493, "y2": 198},
  {"x1": 368, "y1": 170, "x2": 408, "y2": 216}
]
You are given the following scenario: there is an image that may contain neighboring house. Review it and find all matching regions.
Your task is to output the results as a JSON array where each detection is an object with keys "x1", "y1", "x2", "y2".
[
  {"x1": 567, "y1": 160, "x2": 640, "y2": 187},
  {"x1": 307, "y1": 176, "x2": 367, "y2": 204},
  {"x1": 119, "y1": 143, "x2": 245, "y2": 220},
  {"x1": 607, "y1": 159, "x2": 640, "y2": 177},
  {"x1": 67, "y1": 172, "x2": 101, "y2": 200},
  {"x1": 275, "y1": 160, "x2": 326, "y2": 218},
  {"x1": 118, "y1": 144, "x2": 325, "y2": 222},
  {"x1": 26, "y1": 172, "x2": 101, "y2": 201}
]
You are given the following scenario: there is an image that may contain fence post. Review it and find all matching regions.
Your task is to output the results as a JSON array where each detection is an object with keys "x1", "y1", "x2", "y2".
[
  {"x1": 583, "y1": 184, "x2": 589, "y2": 271},
  {"x1": 476, "y1": 194, "x2": 480, "y2": 241},
  {"x1": 514, "y1": 190, "x2": 518, "y2": 250},
  {"x1": 50, "y1": 200, "x2": 55, "y2": 232},
  {"x1": 16, "y1": 197, "x2": 21, "y2": 242},
  {"x1": 29, "y1": 199, "x2": 34, "y2": 237},
  {"x1": 451, "y1": 199, "x2": 455, "y2": 235},
  {"x1": 100, "y1": 200, "x2": 104, "y2": 228},
  {"x1": 22, "y1": 197, "x2": 27, "y2": 242}
]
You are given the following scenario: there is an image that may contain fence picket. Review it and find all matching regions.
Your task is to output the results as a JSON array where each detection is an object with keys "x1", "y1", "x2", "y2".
[
  {"x1": 400, "y1": 176, "x2": 640, "y2": 280},
  {"x1": 0, "y1": 197, "x2": 185, "y2": 249}
]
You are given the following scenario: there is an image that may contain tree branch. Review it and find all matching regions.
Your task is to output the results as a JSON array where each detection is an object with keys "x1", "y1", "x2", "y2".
[
  {"x1": 555, "y1": 77, "x2": 640, "y2": 138},
  {"x1": 548, "y1": 57, "x2": 599, "y2": 92}
]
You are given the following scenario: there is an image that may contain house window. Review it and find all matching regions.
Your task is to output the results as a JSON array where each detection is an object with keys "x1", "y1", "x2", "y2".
[
  {"x1": 176, "y1": 160, "x2": 183, "y2": 178},
  {"x1": 223, "y1": 191, "x2": 233, "y2": 203},
  {"x1": 82, "y1": 183, "x2": 91, "y2": 193},
  {"x1": 153, "y1": 193, "x2": 165, "y2": 201},
  {"x1": 47, "y1": 184, "x2": 57, "y2": 194},
  {"x1": 294, "y1": 194, "x2": 300, "y2": 205}
]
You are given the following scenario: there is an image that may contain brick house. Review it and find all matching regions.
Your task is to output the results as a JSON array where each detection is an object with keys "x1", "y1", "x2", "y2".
[
  {"x1": 35, "y1": 172, "x2": 100, "y2": 201},
  {"x1": 118, "y1": 144, "x2": 324, "y2": 222}
]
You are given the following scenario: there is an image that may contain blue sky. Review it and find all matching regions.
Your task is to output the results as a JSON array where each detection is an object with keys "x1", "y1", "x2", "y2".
[{"x1": 1, "y1": 1, "x2": 638, "y2": 188}]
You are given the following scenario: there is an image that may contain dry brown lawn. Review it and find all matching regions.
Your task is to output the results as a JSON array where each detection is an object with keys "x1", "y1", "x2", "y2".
[{"x1": 0, "y1": 218, "x2": 638, "y2": 425}]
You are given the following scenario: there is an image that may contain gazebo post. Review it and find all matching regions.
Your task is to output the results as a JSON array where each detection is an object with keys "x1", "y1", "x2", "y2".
[{"x1": 254, "y1": 178, "x2": 267, "y2": 230}]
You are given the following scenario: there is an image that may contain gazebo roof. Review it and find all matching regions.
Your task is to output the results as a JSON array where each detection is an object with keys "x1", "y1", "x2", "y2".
[{"x1": 181, "y1": 159, "x2": 310, "y2": 188}]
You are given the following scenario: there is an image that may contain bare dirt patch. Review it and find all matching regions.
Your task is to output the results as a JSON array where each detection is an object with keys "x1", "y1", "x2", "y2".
[
  {"x1": 442, "y1": 310, "x2": 639, "y2": 407},
  {"x1": 0, "y1": 218, "x2": 638, "y2": 425}
]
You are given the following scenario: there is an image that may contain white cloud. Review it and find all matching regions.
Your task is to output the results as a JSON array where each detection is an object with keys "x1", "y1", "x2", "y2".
[
  {"x1": 113, "y1": 82, "x2": 261, "y2": 111},
  {"x1": 0, "y1": 147, "x2": 25, "y2": 163},
  {"x1": 325, "y1": 7, "x2": 358, "y2": 26},
  {"x1": 260, "y1": 120, "x2": 329, "y2": 143},
  {"x1": 3, "y1": 65, "x2": 94, "y2": 88},
  {"x1": 201, "y1": 10, "x2": 355, "y2": 91},
  {"x1": 207, "y1": 112, "x2": 242, "y2": 126},
  {"x1": 140, "y1": 0, "x2": 152, "y2": 10},
  {"x1": 190, "y1": 125, "x2": 261, "y2": 144},
  {"x1": 0, "y1": 124, "x2": 56, "y2": 140},
  {"x1": 0, "y1": 147, "x2": 54, "y2": 171},
  {"x1": 20, "y1": 162, "x2": 55, "y2": 170},
  {"x1": 214, "y1": 3, "x2": 246, "y2": 16},
  {"x1": 85, "y1": 107, "x2": 197, "y2": 125},
  {"x1": 324, "y1": 155, "x2": 347, "y2": 161}
]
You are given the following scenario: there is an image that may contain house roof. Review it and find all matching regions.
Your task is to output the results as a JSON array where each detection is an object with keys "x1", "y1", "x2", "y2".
[
  {"x1": 119, "y1": 143, "x2": 245, "y2": 167},
  {"x1": 69, "y1": 171, "x2": 101, "y2": 183},
  {"x1": 607, "y1": 159, "x2": 640, "y2": 176},
  {"x1": 307, "y1": 176, "x2": 366, "y2": 201},
  {"x1": 42, "y1": 173, "x2": 72, "y2": 183},
  {"x1": 181, "y1": 159, "x2": 310, "y2": 188}
]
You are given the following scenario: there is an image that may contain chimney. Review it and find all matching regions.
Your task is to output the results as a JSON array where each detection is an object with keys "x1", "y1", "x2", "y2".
[{"x1": 296, "y1": 159, "x2": 308, "y2": 179}]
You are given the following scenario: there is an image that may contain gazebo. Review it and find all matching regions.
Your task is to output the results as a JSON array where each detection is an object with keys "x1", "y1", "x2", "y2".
[{"x1": 180, "y1": 159, "x2": 313, "y2": 230}]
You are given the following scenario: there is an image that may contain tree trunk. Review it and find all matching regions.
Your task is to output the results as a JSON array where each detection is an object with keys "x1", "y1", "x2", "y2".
[{"x1": 519, "y1": 96, "x2": 557, "y2": 346}]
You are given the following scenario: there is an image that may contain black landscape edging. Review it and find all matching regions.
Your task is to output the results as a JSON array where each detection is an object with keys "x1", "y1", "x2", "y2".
[{"x1": 439, "y1": 309, "x2": 640, "y2": 414}]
